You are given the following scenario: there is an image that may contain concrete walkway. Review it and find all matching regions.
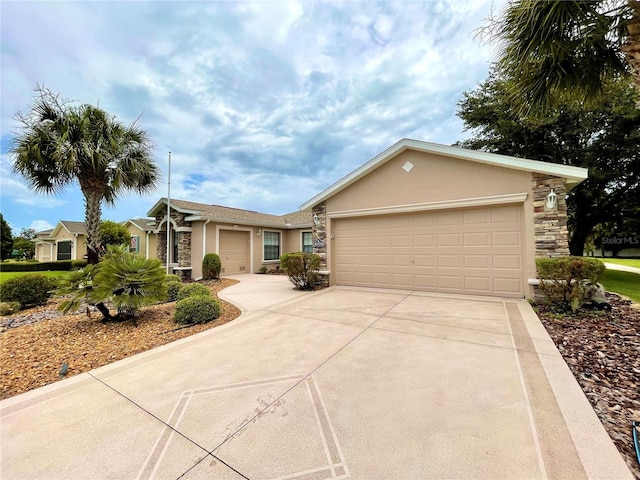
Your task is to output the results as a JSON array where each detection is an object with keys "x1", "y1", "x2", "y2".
[
  {"x1": 1, "y1": 275, "x2": 633, "y2": 479},
  {"x1": 604, "y1": 262, "x2": 640, "y2": 275}
]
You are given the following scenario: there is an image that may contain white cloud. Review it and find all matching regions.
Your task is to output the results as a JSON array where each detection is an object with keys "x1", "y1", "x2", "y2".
[
  {"x1": 1, "y1": 0, "x2": 505, "y2": 228},
  {"x1": 29, "y1": 220, "x2": 54, "y2": 232}
]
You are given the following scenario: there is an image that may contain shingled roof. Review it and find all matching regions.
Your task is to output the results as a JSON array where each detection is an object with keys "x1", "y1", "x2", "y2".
[
  {"x1": 148, "y1": 198, "x2": 312, "y2": 228},
  {"x1": 123, "y1": 218, "x2": 156, "y2": 231}
]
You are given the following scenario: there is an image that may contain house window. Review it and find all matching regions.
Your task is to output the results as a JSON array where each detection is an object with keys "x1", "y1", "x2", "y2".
[
  {"x1": 57, "y1": 241, "x2": 72, "y2": 261},
  {"x1": 130, "y1": 235, "x2": 140, "y2": 253},
  {"x1": 302, "y1": 231, "x2": 313, "y2": 253},
  {"x1": 263, "y1": 231, "x2": 281, "y2": 261}
]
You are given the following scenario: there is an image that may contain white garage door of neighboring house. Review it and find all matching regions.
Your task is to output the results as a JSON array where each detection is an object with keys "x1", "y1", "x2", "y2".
[
  {"x1": 334, "y1": 205, "x2": 525, "y2": 298},
  {"x1": 219, "y1": 230, "x2": 250, "y2": 274}
]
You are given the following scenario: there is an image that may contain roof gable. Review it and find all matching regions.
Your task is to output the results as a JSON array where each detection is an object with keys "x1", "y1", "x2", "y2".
[
  {"x1": 51, "y1": 221, "x2": 86, "y2": 237},
  {"x1": 300, "y1": 138, "x2": 588, "y2": 210}
]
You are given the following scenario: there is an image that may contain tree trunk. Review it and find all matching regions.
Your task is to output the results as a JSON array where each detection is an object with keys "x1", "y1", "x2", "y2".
[
  {"x1": 81, "y1": 185, "x2": 103, "y2": 265},
  {"x1": 569, "y1": 226, "x2": 588, "y2": 257}
]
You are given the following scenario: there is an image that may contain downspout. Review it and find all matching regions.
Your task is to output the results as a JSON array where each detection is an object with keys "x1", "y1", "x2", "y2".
[
  {"x1": 198, "y1": 219, "x2": 211, "y2": 281},
  {"x1": 145, "y1": 232, "x2": 150, "y2": 259}
]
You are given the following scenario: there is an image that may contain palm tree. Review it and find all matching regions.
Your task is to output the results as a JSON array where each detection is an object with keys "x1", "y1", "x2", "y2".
[
  {"x1": 490, "y1": 0, "x2": 640, "y2": 112},
  {"x1": 11, "y1": 87, "x2": 159, "y2": 264}
]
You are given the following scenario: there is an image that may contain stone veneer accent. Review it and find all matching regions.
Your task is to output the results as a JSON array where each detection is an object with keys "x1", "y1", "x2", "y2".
[
  {"x1": 156, "y1": 207, "x2": 192, "y2": 280},
  {"x1": 312, "y1": 202, "x2": 330, "y2": 287},
  {"x1": 532, "y1": 173, "x2": 570, "y2": 258}
]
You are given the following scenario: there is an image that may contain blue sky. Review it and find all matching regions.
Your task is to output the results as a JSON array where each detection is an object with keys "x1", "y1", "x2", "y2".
[{"x1": 0, "y1": 0, "x2": 504, "y2": 234}]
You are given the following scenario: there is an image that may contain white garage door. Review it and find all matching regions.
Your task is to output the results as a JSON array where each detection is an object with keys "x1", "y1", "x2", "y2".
[
  {"x1": 333, "y1": 205, "x2": 524, "y2": 298},
  {"x1": 219, "y1": 230, "x2": 249, "y2": 274}
]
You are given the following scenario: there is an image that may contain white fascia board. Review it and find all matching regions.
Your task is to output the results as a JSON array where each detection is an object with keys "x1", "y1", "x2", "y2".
[
  {"x1": 186, "y1": 215, "x2": 313, "y2": 230},
  {"x1": 300, "y1": 138, "x2": 589, "y2": 209}
]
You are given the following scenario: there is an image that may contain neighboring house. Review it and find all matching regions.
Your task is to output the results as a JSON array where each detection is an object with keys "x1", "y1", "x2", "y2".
[
  {"x1": 122, "y1": 218, "x2": 158, "y2": 259},
  {"x1": 147, "y1": 199, "x2": 313, "y2": 279},
  {"x1": 33, "y1": 229, "x2": 54, "y2": 262},
  {"x1": 33, "y1": 221, "x2": 87, "y2": 262},
  {"x1": 300, "y1": 139, "x2": 588, "y2": 300}
]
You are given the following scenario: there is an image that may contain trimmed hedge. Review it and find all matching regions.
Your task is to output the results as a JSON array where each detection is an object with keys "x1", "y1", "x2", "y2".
[
  {"x1": 0, "y1": 260, "x2": 87, "y2": 272},
  {"x1": 202, "y1": 253, "x2": 222, "y2": 280},
  {"x1": 176, "y1": 283, "x2": 211, "y2": 301},
  {"x1": 174, "y1": 295, "x2": 220, "y2": 324},
  {"x1": 0, "y1": 274, "x2": 57, "y2": 307},
  {"x1": 536, "y1": 257, "x2": 606, "y2": 311}
]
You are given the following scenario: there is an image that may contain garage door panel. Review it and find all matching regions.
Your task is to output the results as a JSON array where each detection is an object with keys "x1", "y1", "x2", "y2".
[
  {"x1": 464, "y1": 255, "x2": 490, "y2": 269},
  {"x1": 437, "y1": 233, "x2": 461, "y2": 246},
  {"x1": 464, "y1": 276, "x2": 491, "y2": 293},
  {"x1": 334, "y1": 205, "x2": 524, "y2": 298},
  {"x1": 493, "y1": 278, "x2": 523, "y2": 295},
  {"x1": 492, "y1": 231, "x2": 520, "y2": 246},
  {"x1": 219, "y1": 230, "x2": 249, "y2": 274},
  {"x1": 493, "y1": 254, "x2": 521, "y2": 270},
  {"x1": 464, "y1": 232, "x2": 490, "y2": 246}
]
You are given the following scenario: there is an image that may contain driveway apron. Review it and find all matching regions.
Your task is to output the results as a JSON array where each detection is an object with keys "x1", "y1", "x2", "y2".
[{"x1": 1, "y1": 275, "x2": 633, "y2": 479}]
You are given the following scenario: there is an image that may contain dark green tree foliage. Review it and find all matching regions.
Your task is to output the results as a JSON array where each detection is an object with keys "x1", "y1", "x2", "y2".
[
  {"x1": 202, "y1": 253, "x2": 221, "y2": 280},
  {"x1": 0, "y1": 214, "x2": 13, "y2": 260},
  {"x1": 487, "y1": 0, "x2": 639, "y2": 114},
  {"x1": 457, "y1": 73, "x2": 640, "y2": 255},
  {"x1": 11, "y1": 237, "x2": 35, "y2": 259},
  {"x1": 100, "y1": 220, "x2": 131, "y2": 249}
]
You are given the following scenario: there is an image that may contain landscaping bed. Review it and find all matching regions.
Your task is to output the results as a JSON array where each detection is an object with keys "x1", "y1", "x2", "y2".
[
  {"x1": 536, "y1": 293, "x2": 640, "y2": 478},
  {"x1": 0, "y1": 278, "x2": 240, "y2": 400}
]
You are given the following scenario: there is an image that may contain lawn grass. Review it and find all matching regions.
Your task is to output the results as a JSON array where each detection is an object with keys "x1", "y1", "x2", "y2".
[
  {"x1": 0, "y1": 270, "x2": 69, "y2": 286},
  {"x1": 599, "y1": 258, "x2": 640, "y2": 268},
  {"x1": 600, "y1": 269, "x2": 640, "y2": 303}
]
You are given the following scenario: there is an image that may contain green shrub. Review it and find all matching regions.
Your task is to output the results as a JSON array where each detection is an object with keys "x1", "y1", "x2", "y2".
[
  {"x1": 280, "y1": 252, "x2": 320, "y2": 290},
  {"x1": 258, "y1": 266, "x2": 268, "y2": 274},
  {"x1": 202, "y1": 253, "x2": 222, "y2": 280},
  {"x1": 165, "y1": 274, "x2": 183, "y2": 284},
  {"x1": 0, "y1": 260, "x2": 74, "y2": 272},
  {"x1": 536, "y1": 257, "x2": 606, "y2": 311},
  {"x1": 174, "y1": 295, "x2": 220, "y2": 324},
  {"x1": 0, "y1": 274, "x2": 57, "y2": 307},
  {"x1": 71, "y1": 260, "x2": 88, "y2": 269},
  {"x1": 176, "y1": 283, "x2": 211, "y2": 301},
  {"x1": 164, "y1": 274, "x2": 183, "y2": 302},
  {"x1": 0, "y1": 301, "x2": 20, "y2": 316}
]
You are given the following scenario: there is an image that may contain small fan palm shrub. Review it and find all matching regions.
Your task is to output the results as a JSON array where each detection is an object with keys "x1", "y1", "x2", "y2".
[{"x1": 55, "y1": 244, "x2": 167, "y2": 322}]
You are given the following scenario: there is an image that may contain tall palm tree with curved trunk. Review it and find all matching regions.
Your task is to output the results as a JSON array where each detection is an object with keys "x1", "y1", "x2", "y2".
[
  {"x1": 11, "y1": 87, "x2": 159, "y2": 264},
  {"x1": 489, "y1": 0, "x2": 640, "y2": 113}
]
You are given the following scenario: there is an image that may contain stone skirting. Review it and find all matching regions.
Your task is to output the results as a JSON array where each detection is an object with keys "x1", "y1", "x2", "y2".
[
  {"x1": 532, "y1": 173, "x2": 570, "y2": 258},
  {"x1": 312, "y1": 203, "x2": 328, "y2": 269}
]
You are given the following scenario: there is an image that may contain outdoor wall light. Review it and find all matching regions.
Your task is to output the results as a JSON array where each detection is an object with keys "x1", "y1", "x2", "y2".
[
  {"x1": 313, "y1": 213, "x2": 320, "y2": 226},
  {"x1": 546, "y1": 189, "x2": 558, "y2": 209},
  {"x1": 257, "y1": 229, "x2": 262, "y2": 236}
]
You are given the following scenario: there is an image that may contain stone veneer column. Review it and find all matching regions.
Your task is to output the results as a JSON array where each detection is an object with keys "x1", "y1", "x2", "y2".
[
  {"x1": 312, "y1": 203, "x2": 327, "y2": 271},
  {"x1": 177, "y1": 232, "x2": 191, "y2": 268},
  {"x1": 532, "y1": 173, "x2": 570, "y2": 257}
]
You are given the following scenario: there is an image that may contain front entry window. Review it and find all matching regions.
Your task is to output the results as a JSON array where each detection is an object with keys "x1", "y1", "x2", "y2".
[
  {"x1": 263, "y1": 231, "x2": 280, "y2": 261},
  {"x1": 302, "y1": 231, "x2": 313, "y2": 253}
]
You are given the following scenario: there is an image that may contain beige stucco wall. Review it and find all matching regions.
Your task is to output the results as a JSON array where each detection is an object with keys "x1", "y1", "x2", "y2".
[
  {"x1": 323, "y1": 150, "x2": 537, "y2": 297},
  {"x1": 191, "y1": 222, "x2": 311, "y2": 277},
  {"x1": 51, "y1": 228, "x2": 87, "y2": 261},
  {"x1": 126, "y1": 224, "x2": 158, "y2": 259}
]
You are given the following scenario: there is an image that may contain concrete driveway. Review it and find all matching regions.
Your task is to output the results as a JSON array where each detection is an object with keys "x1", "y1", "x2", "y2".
[{"x1": 1, "y1": 275, "x2": 632, "y2": 479}]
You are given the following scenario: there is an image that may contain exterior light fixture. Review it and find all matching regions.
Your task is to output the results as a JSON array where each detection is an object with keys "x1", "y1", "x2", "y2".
[
  {"x1": 257, "y1": 229, "x2": 262, "y2": 236},
  {"x1": 546, "y1": 189, "x2": 558, "y2": 209},
  {"x1": 313, "y1": 213, "x2": 320, "y2": 226}
]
